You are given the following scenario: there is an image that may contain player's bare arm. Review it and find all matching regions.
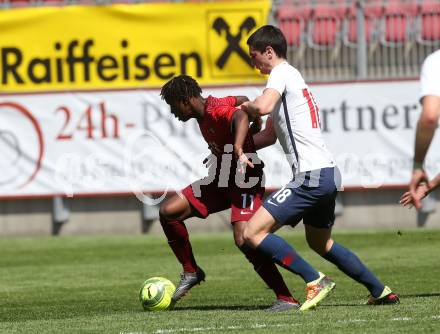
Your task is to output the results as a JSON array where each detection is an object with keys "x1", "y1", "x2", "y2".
[
  {"x1": 233, "y1": 96, "x2": 261, "y2": 134},
  {"x1": 232, "y1": 109, "x2": 254, "y2": 170},
  {"x1": 253, "y1": 116, "x2": 277, "y2": 151},
  {"x1": 413, "y1": 95, "x2": 440, "y2": 166},
  {"x1": 241, "y1": 88, "x2": 281, "y2": 117},
  {"x1": 410, "y1": 94, "x2": 440, "y2": 208}
]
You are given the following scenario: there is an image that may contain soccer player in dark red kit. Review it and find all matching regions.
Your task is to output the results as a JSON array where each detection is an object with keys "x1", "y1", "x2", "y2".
[{"x1": 159, "y1": 75, "x2": 317, "y2": 311}]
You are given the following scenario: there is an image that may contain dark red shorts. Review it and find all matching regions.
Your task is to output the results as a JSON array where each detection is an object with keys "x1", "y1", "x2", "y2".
[{"x1": 181, "y1": 179, "x2": 264, "y2": 224}]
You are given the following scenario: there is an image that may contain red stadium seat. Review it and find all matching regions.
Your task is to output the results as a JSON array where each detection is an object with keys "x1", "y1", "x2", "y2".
[
  {"x1": 343, "y1": 2, "x2": 382, "y2": 46},
  {"x1": 277, "y1": 5, "x2": 312, "y2": 46},
  {"x1": 417, "y1": 1, "x2": 440, "y2": 45},
  {"x1": 37, "y1": 0, "x2": 65, "y2": 5},
  {"x1": 6, "y1": 0, "x2": 33, "y2": 6},
  {"x1": 307, "y1": 3, "x2": 347, "y2": 48},
  {"x1": 380, "y1": 1, "x2": 418, "y2": 46}
]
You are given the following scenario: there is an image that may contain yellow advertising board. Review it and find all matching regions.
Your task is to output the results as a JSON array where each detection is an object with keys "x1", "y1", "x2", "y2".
[{"x1": 0, "y1": 1, "x2": 270, "y2": 92}]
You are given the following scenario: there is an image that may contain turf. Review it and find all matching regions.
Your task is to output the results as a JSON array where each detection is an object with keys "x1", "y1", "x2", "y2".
[{"x1": 1, "y1": 229, "x2": 440, "y2": 333}]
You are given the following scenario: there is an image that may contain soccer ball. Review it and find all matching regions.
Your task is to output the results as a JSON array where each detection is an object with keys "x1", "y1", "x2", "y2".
[{"x1": 139, "y1": 277, "x2": 176, "y2": 311}]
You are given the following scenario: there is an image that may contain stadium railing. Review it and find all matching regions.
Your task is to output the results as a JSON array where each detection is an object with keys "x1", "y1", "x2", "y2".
[{"x1": 275, "y1": 0, "x2": 440, "y2": 82}]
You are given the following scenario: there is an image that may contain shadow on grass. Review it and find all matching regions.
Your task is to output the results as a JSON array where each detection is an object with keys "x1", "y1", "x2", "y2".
[
  {"x1": 323, "y1": 292, "x2": 440, "y2": 308},
  {"x1": 171, "y1": 302, "x2": 367, "y2": 311},
  {"x1": 400, "y1": 292, "x2": 440, "y2": 298},
  {"x1": 170, "y1": 304, "x2": 269, "y2": 311},
  {"x1": 319, "y1": 303, "x2": 365, "y2": 307}
]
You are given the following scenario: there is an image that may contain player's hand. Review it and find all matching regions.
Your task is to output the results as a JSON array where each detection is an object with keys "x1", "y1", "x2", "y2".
[
  {"x1": 239, "y1": 101, "x2": 259, "y2": 118},
  {"x1": 400, "y1": 183, "x2": 429, "y2": 208},
  {"x1": 234, "y1": 146, "x2": 254, "y2": 174},
  {"x1": 250, "y1": 116, "x2": 262, "y2": 135},
  {"x1": 239, "y1": 101, "x2": 250, "y2": 111},
  {"x1": 409, "y1": 168, "x2": 430, "y2": 209}
]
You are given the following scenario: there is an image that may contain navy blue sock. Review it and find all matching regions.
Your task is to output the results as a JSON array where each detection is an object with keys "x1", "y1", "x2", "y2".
[
  {"x1": 257, "y1": 233, "x2": 320, "y2": 283},
  {"x1": 324, "y1": 242, "x2": 384, "y2": 297}
]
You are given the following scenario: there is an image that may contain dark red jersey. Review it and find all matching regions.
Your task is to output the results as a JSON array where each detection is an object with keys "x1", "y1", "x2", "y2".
[
  {"x1": 198, "y1": 95, "x2": 255, "y2": 155},
  {"x1": 197, "y1": 96, "x2": 263, "y2": 187}
]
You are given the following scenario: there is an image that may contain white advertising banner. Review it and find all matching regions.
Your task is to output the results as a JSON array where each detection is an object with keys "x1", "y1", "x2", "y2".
[{"x1": 1, "y1": 80, "x2": 439, "y2": 198}]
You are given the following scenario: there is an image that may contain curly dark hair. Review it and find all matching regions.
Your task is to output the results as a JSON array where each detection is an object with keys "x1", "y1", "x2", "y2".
[{"x1": 160, "y1": 75, "x2": 202, "y2": 105}]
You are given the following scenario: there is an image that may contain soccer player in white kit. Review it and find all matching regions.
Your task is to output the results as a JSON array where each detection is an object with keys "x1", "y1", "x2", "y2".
[
  {"x1": 234, "y1": 25, "x2": 399, "y2": 311},
  {"x1": 401, "y1": 49, "x2": 440, "y2": 208}
]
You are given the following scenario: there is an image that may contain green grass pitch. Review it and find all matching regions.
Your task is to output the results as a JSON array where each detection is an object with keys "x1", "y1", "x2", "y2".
[{"x1": 1, "y1": 229, "x2": 440, "y2": 333}]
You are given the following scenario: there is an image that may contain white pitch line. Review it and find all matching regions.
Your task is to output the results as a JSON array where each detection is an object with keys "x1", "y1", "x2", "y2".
[
  {"x1": 152, "y1": 315, "x2": 440, "y2": 334},
  {"x1": 154, "y1": 323, "x2": 291, "y2": 333},
  {"x1": 122, "y1": 315, "x2": 440, "y2": 334},
  {"x1": 337, "y1": 319, "x2": 369, "y2": 323}
]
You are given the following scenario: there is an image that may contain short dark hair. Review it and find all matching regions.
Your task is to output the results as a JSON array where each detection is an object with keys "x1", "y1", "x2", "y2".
[
  {"x1": 160, "y1": 75, "x2": 202, "y2": 105},
  {"x1": 247, "y1": 25, "x2": 287, "y2": 59}
]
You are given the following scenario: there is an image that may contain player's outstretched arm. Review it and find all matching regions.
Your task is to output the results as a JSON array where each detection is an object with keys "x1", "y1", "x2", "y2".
[
  {"x1": 241, "y1": 88, "x2": 281, "y2": 117},
  {"x1": 410, "y1": 95, "x2": 440, "y2": 208},
  {"x1": 233, "y1": 96, "x2": 261, "y2": 134},
  {"x1": 232, "y1": 109, "x2": 254, "y2": 170},
  {"x1": 413, "y1": 95, "x2": 440, "y2": 166}
]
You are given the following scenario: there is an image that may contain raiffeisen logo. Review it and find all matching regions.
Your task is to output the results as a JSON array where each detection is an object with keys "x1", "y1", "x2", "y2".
[
  {"x1": 0, "y1": 40, "x2": 202, "y2": 87},
  {"x1": 212, "y1": 17, "x2": 256, "y2": 69},
  {"x1": 208, "y1": 11, "x2": 264, "y2": 79}
]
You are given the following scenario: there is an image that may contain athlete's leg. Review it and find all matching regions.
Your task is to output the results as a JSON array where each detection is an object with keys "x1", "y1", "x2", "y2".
[
  {"x1": 242, "y1": 171, "x2": 341, "y2": 311},
  {"x1": 243, "y1": 205, "x2": 336, "y2": 311},
  {"x1": 159, "y1": 192, "x2": 198, "y2": 272},
  {"x1": 303, "y1": 166, "x2": 389, "y2": 300},
  {"x1": 243, "y1": 206, "x2": 320, "y2": 283},
  {"x1": 233, "y1": 221, "x2": 297, "y2": 305},
  {"x1": 304, "y1": 224, "x2": 386, "y2": 298},
  {"x1": 161, "y1": 183, "x2": 229, "y2": 303},
  {"x1": 303, "y1": 224, "x2": 333, "y2": 256},
  {"x1": 160, "y1": 192, "x2": 206, "y2": 303},
  {"x1": 161, "y1": 176, "x2": 229, "y2": 271}
]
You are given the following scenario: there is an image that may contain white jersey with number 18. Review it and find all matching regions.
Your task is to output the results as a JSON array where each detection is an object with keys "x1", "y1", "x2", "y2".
[{"x1": 266, "y1": 61, "x2": 335, "y2": 174}]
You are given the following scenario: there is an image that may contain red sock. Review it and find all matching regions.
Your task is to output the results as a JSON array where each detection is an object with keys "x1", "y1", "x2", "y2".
[
  {"x1": 239, "y1": 244, "x2": 295, "y2": 303},
  {"x1": 160, "y1": 215, "x2": 197, "y2": 273}
]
